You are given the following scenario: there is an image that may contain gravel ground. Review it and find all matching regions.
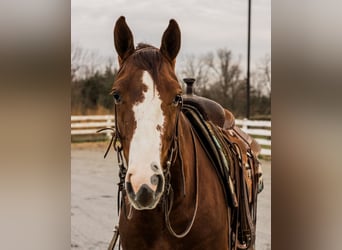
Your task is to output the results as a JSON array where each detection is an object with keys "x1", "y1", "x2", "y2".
[{"x1": 71, "y1": 143, "x2": 271, "y2": 249}]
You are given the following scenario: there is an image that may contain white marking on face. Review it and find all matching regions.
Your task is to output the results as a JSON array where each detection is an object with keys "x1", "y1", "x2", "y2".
[{"x1": 126, "y1": 71, "x2": 164, "y2": 194}]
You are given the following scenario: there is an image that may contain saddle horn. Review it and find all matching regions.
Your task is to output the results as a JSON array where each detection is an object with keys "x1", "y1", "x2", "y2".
[{"x1": 184, "y1": 78, "x2": 196, "y2": 95}]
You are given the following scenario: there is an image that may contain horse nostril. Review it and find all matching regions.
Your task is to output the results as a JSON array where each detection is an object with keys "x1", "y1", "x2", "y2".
[
  {"x1": 151, "y1": 162, "x2": 159, "y2": 172},
  {"x1": 150, "y1": 174, "x2": 160, "y2": 186},
  {"x1": 154, "y1": 174, "x2": 164, "y2": 194}
]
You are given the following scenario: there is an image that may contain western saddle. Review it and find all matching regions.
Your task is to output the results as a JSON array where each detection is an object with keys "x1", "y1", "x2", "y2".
[{"x1": 181, "y1": 78, "x2": 263, "y2": 250}]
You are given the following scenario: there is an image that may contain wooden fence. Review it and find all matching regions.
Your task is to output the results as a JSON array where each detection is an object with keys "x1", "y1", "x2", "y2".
[{"x1": 71, "y1": 115, "x2": 271, "y2": 156}]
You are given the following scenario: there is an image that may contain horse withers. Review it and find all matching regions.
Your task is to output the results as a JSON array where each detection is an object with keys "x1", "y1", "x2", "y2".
[{"x1": 107, "y1": 16, "x2": 262, "y2": 250}]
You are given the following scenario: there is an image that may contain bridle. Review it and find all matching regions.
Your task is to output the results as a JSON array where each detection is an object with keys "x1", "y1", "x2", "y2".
[{"x1": 100, "y1": 82, "x2": 199, "y2": 247}]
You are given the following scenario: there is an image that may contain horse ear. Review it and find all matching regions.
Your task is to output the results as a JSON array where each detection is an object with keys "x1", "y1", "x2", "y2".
[
  {"x1": 160, "y1": 19, "x2": 181, "y2": 67},
  {"x1": 114, "y1": 16, "x2": 135, "y2": 65}
]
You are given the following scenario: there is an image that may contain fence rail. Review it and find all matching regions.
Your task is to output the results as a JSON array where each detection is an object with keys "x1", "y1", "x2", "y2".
[
  {"x1": 71, "y1": 115, "x2": 114, "y2": 137},
  {"x1": 71, "y1": 115, "x2": 271, "y2": 157}
]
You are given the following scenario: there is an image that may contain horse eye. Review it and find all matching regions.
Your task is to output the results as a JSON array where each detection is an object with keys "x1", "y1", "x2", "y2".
[
  {"x1": 113, "y1": 92, "x2": 121, "y2": 104},
  {"x1": 172, "y1": 94, "x2": 182, "y2": 106}
]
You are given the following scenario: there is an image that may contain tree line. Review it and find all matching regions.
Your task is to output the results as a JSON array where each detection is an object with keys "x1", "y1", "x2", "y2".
[{"x1": 71, "y1": 46, "x2": 270, "y2": 119}]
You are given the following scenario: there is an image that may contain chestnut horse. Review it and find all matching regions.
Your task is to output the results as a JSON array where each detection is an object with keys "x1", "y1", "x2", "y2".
[{"x1": 107, "y1": 16, "x2": 260, "y2": 250}]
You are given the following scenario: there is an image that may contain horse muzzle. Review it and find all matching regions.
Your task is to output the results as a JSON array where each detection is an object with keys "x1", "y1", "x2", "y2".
[{"x1": 125, "y1": 173, "x2": 164, "y2": 210}]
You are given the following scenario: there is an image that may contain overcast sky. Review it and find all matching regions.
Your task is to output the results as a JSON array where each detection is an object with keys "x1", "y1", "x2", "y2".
[{"x1": 71, "y1": 0, "x2": 270, "y2": 73}]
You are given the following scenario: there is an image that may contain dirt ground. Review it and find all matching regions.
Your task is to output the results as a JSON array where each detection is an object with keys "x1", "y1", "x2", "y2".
[{"x1": 71, "y1": 142, "x2": 271, "y2": 249}]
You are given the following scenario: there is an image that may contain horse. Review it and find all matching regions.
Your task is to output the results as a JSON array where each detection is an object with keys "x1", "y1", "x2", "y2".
[{"x1": 107, "y1": 16, "x2": 262, "y2": 250}]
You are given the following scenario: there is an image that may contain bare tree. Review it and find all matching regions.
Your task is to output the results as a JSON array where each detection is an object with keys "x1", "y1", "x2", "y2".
[
  {"x1": 210, "y1": 48, "x2": 244, "y2": 111},
  {"x1": 179, "y1": 49, "x2": 270, "y2": 118},
  {"x1": 180, "y1": 53, "x2": 215, "y2": 95},
  {"x1": 180, "y1": 48, "x2": 245, "y2": 115},
  {"x1": 71, "y1": 44, "x2": 83, "y2": 81},
  {"x1": 71, "y1": 44, "x2": 108, "y2": 80},
  {"x1": 254, "y1": 54, "x2": 271, "y2": 97}
]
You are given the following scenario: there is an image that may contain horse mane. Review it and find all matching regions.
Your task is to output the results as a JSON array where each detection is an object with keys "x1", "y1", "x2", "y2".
[
  {"x1": 131, "y1": 43, "x2": 162, "y2": 84},
  {"x1": 135, "y1": 43, "x2": 155, "y2": 50}
]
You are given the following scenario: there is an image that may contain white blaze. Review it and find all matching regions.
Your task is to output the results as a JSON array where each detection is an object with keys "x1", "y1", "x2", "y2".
[{"x1": 127, "y1": 71, "x2": 164, "y2": 193}]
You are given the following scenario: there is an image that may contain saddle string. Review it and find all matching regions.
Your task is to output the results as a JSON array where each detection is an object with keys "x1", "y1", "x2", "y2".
[
  {"x1": 229, "y1": 143, "x2": 246, "y2": 250},
  {"x1": 233, "y1": 143, "x2": 245, "y2": 245},
  {"x1": 229, "y1": 142, "x2": 258, "y2": 249}
]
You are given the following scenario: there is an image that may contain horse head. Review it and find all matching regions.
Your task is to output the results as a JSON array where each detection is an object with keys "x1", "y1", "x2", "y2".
[{"x1": 112, "y1": 16, "x2": 182, "y2": 210}]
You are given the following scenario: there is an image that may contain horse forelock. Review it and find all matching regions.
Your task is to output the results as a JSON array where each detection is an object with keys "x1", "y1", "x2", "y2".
[{"x1": 130, "y1": 44, "x2": 162, "y2": 85}]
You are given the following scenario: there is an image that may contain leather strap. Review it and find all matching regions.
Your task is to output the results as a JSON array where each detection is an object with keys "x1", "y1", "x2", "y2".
[
  {"x1": 163, "y1": 124, "x2": 199, "y2": 238},
  {"x1": 108, "y1": 226, "x2": 119, "y2": 250}
]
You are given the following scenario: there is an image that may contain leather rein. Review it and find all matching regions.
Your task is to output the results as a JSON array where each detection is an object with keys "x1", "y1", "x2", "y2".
[{"x1": 101, "y1": 93, "x2": 199, "y2": 249}]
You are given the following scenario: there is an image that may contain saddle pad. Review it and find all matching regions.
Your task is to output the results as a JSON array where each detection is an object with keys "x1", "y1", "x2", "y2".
[{"x1": 182, "y1": 104, "x2": 238, "y2": 207}]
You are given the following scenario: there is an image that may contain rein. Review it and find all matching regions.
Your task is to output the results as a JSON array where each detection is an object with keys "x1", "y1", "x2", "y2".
[
  {"x1": 98, "y1": 102, "x2": 129, "y2": 217},
  {"x1": 163, "y1": 122, "x2": 199, "y2": 238},
  {"x1": 101, "y1": 94, "x2": 199, "y2": 249}
]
